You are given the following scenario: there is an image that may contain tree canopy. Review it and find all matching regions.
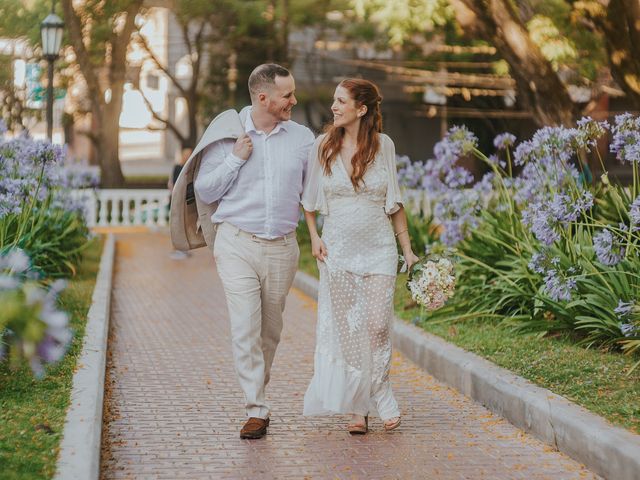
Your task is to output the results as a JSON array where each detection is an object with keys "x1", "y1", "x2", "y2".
[{"x1": 352, "y1": 0, "x2": 635, "y2": 126}]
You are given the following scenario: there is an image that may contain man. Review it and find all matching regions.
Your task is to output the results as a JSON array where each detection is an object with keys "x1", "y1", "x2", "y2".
[{"x1": 194, "y1": 64, "x2": 314, "y2": 439}]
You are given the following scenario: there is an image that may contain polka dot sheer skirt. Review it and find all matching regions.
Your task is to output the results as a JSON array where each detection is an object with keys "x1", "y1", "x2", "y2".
[{"x1": 302, "y1": 136, "x2": 403, "y2": 420}]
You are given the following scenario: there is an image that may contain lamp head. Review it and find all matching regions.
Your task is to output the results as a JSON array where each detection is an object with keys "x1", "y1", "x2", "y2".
[{"x1": 40, "y1": 12, "x2": 64, "y2": 59}]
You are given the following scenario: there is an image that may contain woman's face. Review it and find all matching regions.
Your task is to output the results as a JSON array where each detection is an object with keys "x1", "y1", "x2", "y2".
[{"x1": 331, "y1": 85, "x2": 365, "y2": 128}]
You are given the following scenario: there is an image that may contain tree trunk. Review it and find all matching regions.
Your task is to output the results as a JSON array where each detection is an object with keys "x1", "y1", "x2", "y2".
[
  {"x1": 449, "y1": 0, "x2": 575, "y2": 127},
  {"x1": 98, "y1": 88, "x2": 126, "y2": 187},
  {"x1": 61, "y1": 0, "x2": 143, "y2": 187},
  {"x1": 97, "y1": 129, "x2": 125, "y2": 187},
  {"x1": 184, "y1": 89, "x2": 199, "y2": 149},
  {"x1": 599, "y1": 0, "x2": 640, "y2": 109}
]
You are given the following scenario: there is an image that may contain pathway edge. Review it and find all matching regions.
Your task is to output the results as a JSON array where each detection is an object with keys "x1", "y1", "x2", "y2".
[
  {"x1": 293, "y1": 270, "x2": 640, "y2": 480},
  {"x1": 54, "y1": 233, "x2": 115, "y2": 480}
]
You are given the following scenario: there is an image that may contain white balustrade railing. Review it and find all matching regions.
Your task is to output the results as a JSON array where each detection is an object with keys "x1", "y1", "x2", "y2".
[
  {"x1": 73, "y1": 183, "x2": 628, "y2": 231},
  {"x1": 72, "y1": 189, "x2": 171, "y2": 228},
  {"x1": 71, "y1": 188, "x2": 432, "y2": 230}
]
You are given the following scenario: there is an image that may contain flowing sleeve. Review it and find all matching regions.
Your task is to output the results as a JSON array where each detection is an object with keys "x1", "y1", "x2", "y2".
[
  {"x1": 382, "y1": 134, "x2": 404, "y2": 215},
  {"x1": 301, "y1": 135, "x2": 329, "y2": 215}
]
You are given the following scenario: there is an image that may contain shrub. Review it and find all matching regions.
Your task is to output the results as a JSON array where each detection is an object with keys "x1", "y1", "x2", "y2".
[
  {"x1": 402, "y1": 115, "x2": 640, "y2": 370},
  {"x1": 0, "y1": 249, "x2": 72, "y2": 377},
  {"x1": 0, "y1": 124, "x2": 96, "y2": 376},
  {"x1": 0, "y1": 128, "x2": 96, "y2": 277}
]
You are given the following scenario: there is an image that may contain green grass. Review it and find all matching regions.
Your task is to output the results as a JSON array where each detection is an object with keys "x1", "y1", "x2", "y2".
[
  {"x1": 297, "y1": 222, "x2": 319, "y2": 278},
  {"x1": 393, "y1": 276, "x2": 640, "y2": 434},
  {"x1": 296, "y1": 227, "x2": 640, "y2": 434},
  {"x1": 0, "y1": 237, "x2": 104, "y2": 480}
]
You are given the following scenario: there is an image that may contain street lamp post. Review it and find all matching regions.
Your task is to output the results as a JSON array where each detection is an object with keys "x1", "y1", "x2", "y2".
[{"x1": 40, "y1": 4, "x2": 64, "y2": 142}]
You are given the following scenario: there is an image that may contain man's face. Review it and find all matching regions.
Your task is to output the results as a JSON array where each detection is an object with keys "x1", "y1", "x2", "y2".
[{"x1": 262, "y1": 75, "x2": 297, "y2": 122}]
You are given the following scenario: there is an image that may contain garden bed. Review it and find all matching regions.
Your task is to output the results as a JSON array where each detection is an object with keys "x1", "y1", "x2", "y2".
[{"x1": 0, "y1": 237, "x2": 103, "y2": 480}]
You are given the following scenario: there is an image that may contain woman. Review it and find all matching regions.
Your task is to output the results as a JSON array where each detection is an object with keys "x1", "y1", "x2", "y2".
[{"x1": 301, "y1": 78, "x2": 419, "y2": 434}]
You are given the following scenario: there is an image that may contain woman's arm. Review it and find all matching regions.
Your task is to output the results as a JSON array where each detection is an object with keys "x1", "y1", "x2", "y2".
[
  {"x1": 390, "y1": 205, "x2": 419, "y2": 270},
  {"x1": 304, "y1": 210, "x2": 328, "y2": 262}
]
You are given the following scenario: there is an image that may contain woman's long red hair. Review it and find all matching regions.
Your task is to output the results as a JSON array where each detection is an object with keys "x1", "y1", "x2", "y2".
[{"x1": 319, "y1": 78, "x2": 383, "y2": 190}]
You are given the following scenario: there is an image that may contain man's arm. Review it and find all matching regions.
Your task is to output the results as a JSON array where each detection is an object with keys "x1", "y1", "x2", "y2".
[{"x1": 194, "y1": 135, "x2": 252, "y2": 204}]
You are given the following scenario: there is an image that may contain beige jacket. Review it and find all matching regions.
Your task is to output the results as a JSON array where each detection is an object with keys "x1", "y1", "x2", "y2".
[{"x1": 170, "y1": 107, "x2": 250, "y2": 250}]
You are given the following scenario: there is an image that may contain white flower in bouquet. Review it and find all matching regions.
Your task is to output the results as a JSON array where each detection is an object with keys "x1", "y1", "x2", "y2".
[{"x1": 407, "y1": 256, "x2": 456, "y2": 310}]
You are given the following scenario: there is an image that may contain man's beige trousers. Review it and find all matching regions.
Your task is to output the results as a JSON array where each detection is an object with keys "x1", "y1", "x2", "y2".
[{"x1": 213, "y1": 222, "x2": 299, "y2": 419}]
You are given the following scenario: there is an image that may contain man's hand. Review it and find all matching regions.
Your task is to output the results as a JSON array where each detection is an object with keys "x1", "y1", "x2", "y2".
[{"x1": 232, "y1": 133, "x2": 253, "y2": 161}]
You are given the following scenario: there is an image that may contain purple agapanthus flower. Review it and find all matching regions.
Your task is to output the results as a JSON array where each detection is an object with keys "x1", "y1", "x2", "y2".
[
  {"x1": 573, "y1": 190, "x2": 594, "y2": 216},
  {"x1": 515, "y1": 127, "x2": 577, "y2": 166},
  {"x1": 433, "y1": 125, "x2": 478, "y2": 165},
  {"x1": 575, "y1": 116, "x2": 609, "y2": 148},
  {"x1": 433, "y1": 189, "x2": 482, "y2": 246},
  {"x1": 0, "y1": 132, "x2": 93, "y2": 227},
  {"x1": 434, "y1": 138, "x2": 461, "y2": 165},
  {"x1": 487, "y1": 153, "x2": 507, "y2": 169},
  {"x1": 548, "y1": 193, "x2": 576, "y2": 222},
  {"x1": 57, "y1": 165, "x2": 100, "y2": 190},
  {"x1": 620, "y1": 323, "x2": 637, "y2": 337},
  {"x1": 543, "y1": 269, "x2": 577, "y2": 302},
  {"x1": 396, "y1": 155, "x2": 427, "y2": 189},
  {"x1": 528, "y1": 250, "x2": 560, "y2": 275},
  {"x1": 521, "y1": 189, "x2": 592, "y2": 245},
  {"x1": 512, "y1": 155, "x2": 581, "y2": 207},
  {"x1": 447, "y1": 125, "x2": 478, "y2": 154},
  {"x1": 630, "y1": 196, "x2": 640, "y2": 230},
  {"x1": 26, "y1": 279, "x2": 72, "y2": 377},
  {"x1": 615, "y1": 299, "x2": 638, "y2": 337},
  {"x1": 593, "y1": 229, "x2": 625, "y2": 266},
  {"x1": 615, "y1": 300, "x2": 634, "y2": 318},
  {"x1": 0, "y1": 274, "x2": 19, "y2": 289},
  {"x1": 522, "y1": 202, "x2": 561, "y2": 245},
  {"x1": 493, "y1": 132, "x2": 516, "y2": 150},
  {"x1": 513, "y1": 140, "x2": 535, "y2": 167},
  {"x1": 610, "y1": 113, "x2": 640, "y2": 163},
  {"x1": 440, "y1": 219, "x2": 466, "y2": 246},
  {"x1": 0, "y1": 248, "x2": 30, "y2": 274},
  {"x1": 528, "y1": 252, "x2": 547, "y2": 274},
  {"x1": 532, "y1": 126, "x2": 578, "y2": 163},
  {"x1": 444, "y1": 166, "x2": 474, "y2": 188},
  {"x1": 532, "y1": 216, "x2": 560, "y2": 245},
  {"x1": 419, "y1": 138, "x2": 487, "y2": 247},
  {"x1": 473, "y1": 172, "x2": 495, "y2": 196}
]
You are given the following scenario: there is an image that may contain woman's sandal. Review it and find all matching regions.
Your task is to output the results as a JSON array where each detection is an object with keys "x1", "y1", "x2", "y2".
[
  {"x1": 383, "y1": 416, "x2": 401, "y2": 432},
  {"x1": 347, "y1": 415, "x2": 368, "y2": 435}
]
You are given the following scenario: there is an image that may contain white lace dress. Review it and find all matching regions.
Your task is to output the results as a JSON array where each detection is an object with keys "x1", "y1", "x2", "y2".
[{"x1": 301, "y1": 133, "x2": 403, "y2": 420}]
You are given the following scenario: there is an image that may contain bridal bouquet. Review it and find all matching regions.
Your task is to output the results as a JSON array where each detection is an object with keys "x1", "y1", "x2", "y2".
[{"x1": 407, "y1": 255, "x2": 456, "y2": 311}]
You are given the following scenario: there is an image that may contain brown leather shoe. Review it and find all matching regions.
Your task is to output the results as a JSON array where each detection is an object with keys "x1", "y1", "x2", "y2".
[{"x1": 240, "y1": 417, "x2": 270, "y2": 439}]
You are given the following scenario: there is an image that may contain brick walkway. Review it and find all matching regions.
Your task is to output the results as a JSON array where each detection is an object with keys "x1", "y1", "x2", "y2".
[{"x1": 101, "y1": 232, "x2": 598, "y2": 479}]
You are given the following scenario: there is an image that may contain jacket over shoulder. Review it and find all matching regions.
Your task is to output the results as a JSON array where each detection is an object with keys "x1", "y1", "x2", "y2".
[{"x1": 170, "y1": 108, "x2": 248, "y2": 250}]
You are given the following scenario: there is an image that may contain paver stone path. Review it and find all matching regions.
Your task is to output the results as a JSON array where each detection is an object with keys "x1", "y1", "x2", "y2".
[{"x1": 100, "y1": 233, "x2": 598, "y2": 479}]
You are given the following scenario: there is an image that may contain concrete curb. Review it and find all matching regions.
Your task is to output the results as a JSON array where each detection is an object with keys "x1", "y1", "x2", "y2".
[
  {"x1": 293, "y1": 270, "x2": 640, "y2": 480},
  {"x1": 54, "y1": 233, "x2": 115, "y2": 480}
]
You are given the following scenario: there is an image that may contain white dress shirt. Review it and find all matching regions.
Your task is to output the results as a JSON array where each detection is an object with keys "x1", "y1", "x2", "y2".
[{"x1": 194, "y1": 108, "x2": 315, "y2": 239}]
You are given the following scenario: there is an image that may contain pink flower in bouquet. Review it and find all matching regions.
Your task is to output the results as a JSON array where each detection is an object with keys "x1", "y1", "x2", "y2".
[{"x1": 407, "y1": 256, "x2": 456, "y2": 310}]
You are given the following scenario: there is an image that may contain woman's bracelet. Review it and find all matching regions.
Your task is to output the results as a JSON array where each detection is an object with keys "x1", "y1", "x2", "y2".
[{"x1": 394, "y1": 228, "x2": 409, "y2": 238}]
